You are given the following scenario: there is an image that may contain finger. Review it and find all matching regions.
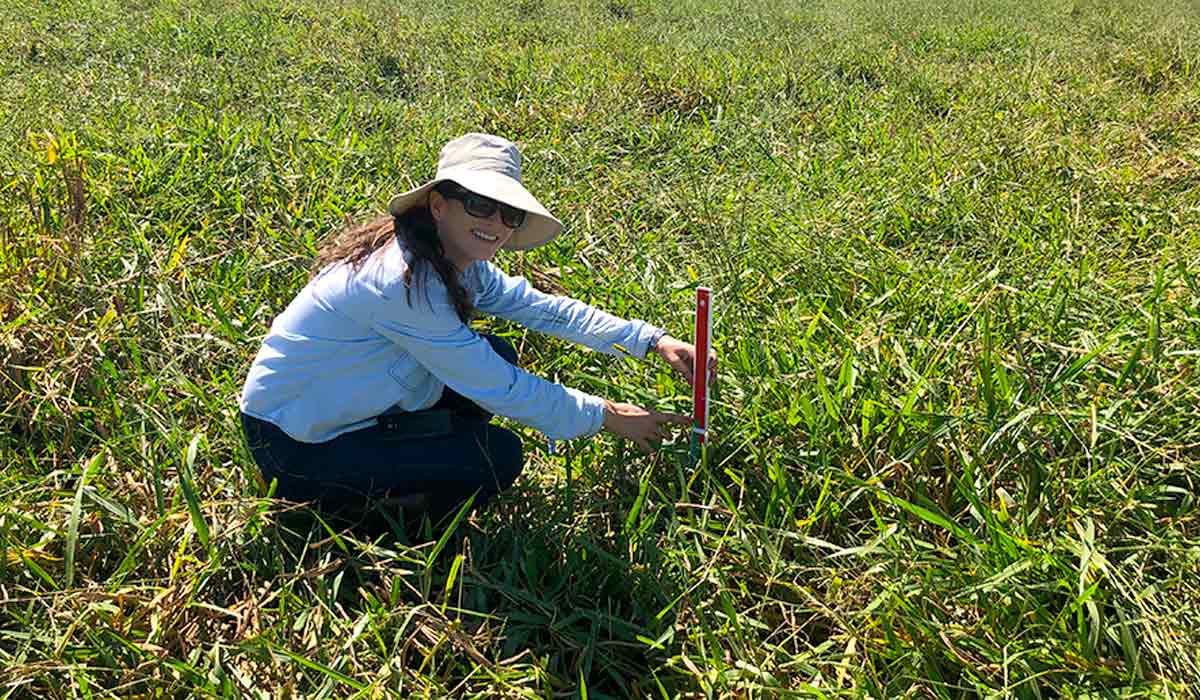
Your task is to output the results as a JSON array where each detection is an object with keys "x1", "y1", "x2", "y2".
[
  {"x1": 649, "y1": 413, "x2": 682, "y2": 429},
  {"x1": 669, "y1": 358, "x2": 695, "y2": 386},
  {"x1": 634, "y1": 437, "x2": 654, "y2": 454}
]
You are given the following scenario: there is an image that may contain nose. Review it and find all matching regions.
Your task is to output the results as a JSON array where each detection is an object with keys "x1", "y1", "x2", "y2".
[{"x1": 485, "y1": 209, "x2": 511, "y2": 231}]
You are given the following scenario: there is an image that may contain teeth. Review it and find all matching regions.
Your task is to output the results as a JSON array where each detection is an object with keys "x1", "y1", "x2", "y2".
[{"x1": 472, "y1": 229, "x2": 498, "y2": 242}]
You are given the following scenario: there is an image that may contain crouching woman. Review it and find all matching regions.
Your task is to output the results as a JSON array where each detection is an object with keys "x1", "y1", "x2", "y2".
[{"x1": 239, "y1": 133, "x2": 709, "y2": 521}]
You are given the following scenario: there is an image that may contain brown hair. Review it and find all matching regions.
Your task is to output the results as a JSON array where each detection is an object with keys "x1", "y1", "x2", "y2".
[{"x1": 312, "y1": 190, "x2": 475, "y2": 323}]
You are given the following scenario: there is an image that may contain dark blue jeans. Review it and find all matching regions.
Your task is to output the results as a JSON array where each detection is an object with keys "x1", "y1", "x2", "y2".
[{"x1": 241, "y1": 334, "x2": 525, "y2": 519}]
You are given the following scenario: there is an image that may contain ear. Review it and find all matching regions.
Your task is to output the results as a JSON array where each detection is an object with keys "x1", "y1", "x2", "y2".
[{"x1": 428, "y1": 190, "x2": 446, "y2": 222}]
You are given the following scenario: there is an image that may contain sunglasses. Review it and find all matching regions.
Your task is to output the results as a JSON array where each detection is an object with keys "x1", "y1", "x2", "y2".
[{"x1": 439, "y1": 185, "x2": 527, "y2": 229}]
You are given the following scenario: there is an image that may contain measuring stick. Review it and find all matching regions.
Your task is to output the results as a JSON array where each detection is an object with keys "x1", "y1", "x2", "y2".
[{"x1": 691, "y1": 287, "x2": 712, "y2": 450}]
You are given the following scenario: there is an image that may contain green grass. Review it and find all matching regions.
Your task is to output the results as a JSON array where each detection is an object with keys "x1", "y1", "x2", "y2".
[{"x1": 2, "y1": 0, "x2": 1199, "y2": 696}]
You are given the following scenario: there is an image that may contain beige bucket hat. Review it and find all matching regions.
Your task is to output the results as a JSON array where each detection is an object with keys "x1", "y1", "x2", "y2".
[{"x1": 387, "y1": 133, "x2": 563, "y2": 251}]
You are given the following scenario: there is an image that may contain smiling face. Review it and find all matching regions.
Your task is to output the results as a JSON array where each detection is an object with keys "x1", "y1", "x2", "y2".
[{"x1": 429, "y1": 188, "x2": 518, "y2": 270}]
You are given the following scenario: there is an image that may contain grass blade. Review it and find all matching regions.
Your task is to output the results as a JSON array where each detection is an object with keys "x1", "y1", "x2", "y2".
[
  {"x1": 427, "y1": 494, "x2": 474, "y2": 568},
  {"x1": 179, "y1": 432, "x2": 211, "y2": 553},
  {"x1": 876, "y1": 491, "x2": 976, "y2": 544},
  {"x1": 65, "y1": 450, "x2": 104, "y2": 589}
]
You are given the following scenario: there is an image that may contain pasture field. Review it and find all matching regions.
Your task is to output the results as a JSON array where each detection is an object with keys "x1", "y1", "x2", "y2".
[{"x1": 2, "y1": 0, "x2": 1199, "y2": 696}]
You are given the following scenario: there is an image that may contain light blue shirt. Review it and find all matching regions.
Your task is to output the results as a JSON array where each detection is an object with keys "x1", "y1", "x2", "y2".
[{"x1": 239, "y1": 239, "x2": 665, "y2": 443}]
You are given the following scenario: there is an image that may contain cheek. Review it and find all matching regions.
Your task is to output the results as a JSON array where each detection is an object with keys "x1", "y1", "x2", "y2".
[
  {"x1": 446, "y1": 217, "x2": 477, "y2": 248},
  {"x1": 435, "y1": 210, "x2": 463, "y2": 235}
]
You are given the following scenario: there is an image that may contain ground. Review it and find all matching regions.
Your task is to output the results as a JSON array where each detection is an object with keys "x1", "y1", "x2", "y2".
[{"x1": 1, "y1": 0, "x2": 1198, "y2": 696}]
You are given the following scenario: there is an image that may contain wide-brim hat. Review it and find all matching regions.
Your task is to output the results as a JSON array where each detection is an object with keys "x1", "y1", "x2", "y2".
[{"x1": 387, "y1": 133, "x2": 562, "y2": 251}]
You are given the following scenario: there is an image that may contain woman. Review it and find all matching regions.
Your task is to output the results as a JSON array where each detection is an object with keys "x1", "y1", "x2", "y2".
[{"x1": 240, "y1": 133, "x2": 711, "y2": 521}]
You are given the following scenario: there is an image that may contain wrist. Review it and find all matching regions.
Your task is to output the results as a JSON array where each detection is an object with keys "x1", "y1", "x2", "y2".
[
  {"x1": 648, "y1": 329, "x2": 669, "y2": 354},
  {"x1": 601, "y1": 399, "x2": 622, "y2": 434}
]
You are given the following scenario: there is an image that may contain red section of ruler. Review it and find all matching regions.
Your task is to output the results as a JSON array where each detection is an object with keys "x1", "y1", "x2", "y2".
[{"x1": 692, "y1": 287, "x2": 712, "y2": 444}]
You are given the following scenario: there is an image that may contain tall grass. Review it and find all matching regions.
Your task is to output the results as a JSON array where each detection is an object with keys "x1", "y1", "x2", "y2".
[{"x1": 2, "y1": 0, "x2": 1198, "y2": 696}]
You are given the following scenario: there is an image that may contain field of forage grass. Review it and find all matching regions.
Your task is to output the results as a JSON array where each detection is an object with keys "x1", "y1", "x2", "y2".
[{"x1": 2, "y1": 0, "x2": 1199, "y2": 696}]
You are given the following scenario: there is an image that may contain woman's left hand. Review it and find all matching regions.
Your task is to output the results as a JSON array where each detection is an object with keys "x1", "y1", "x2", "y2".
[{"x1": 653, "y1": 335, "x2": 717, "y2": 388}]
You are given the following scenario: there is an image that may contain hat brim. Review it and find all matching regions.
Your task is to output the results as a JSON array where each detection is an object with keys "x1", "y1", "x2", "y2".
[{"x1": 387, "y1": 169, "x2": 562, "y2": 251}]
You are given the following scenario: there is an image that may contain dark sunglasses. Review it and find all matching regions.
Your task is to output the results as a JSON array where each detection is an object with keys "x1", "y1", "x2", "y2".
[{"x1": 438, "y1": 185, "x2": 527, "y2": 229}]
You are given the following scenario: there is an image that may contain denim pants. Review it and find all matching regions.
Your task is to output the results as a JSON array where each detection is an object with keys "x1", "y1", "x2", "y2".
[{"x1": 241, "y1": 334, "x2": 525, "y2": 518}]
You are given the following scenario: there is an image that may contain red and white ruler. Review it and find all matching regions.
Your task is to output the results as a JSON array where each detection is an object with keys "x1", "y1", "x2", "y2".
[{"x1": 692, "y1": 287, "x2": 712, "y2": 446}]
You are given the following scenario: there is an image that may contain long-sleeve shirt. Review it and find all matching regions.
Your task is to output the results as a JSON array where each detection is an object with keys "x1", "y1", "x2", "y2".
[{"x1": 239, "y1": 238, "x2": 664, "y2": 443}]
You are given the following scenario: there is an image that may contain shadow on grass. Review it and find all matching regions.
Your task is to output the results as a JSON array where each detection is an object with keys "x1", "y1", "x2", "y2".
[{"x1": 262, "y1": 474, "x2": 683, "y2": 698}]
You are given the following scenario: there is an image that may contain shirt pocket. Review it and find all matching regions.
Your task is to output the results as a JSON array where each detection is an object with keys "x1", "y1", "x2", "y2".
[{"x1": 388, "y1": 354, "x2": 424, "y2": 391}]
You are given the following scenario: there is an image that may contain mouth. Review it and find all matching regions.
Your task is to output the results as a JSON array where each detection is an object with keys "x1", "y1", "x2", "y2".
[{"x1": 472, "y1": 228, "x2": 499, "y2": 243}]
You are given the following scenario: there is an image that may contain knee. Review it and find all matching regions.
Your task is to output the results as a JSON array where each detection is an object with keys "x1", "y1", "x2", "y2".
[
  {"x1": 484, "y1": 426, "x2": 525, "y2": 491},
  {"x1": 484, "y1": 334, "x2": 519, "y2": 367}
]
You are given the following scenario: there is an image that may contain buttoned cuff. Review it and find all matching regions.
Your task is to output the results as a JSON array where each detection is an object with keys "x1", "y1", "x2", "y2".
[
  {"x1": 578, "y1": 393, "x2": 608, "y2": 437},
  {"x1": 631, "y1": 323, "x2": 668, "y2": 359},
  {"x1": 647, "y1": 327, "x2": 668, "y2": 355}
]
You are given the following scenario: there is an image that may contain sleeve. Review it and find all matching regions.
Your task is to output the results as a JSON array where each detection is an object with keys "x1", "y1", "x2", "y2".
[
  {"x1": 472, "y1": 262, "x2": 665, "y2": 359},
  {"x1": 356, "y1": 276, "x2": 607, "y2": 441}
]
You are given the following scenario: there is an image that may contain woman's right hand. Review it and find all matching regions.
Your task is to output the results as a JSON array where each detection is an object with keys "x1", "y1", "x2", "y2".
[{"x1": 602, "y1": 400, "x2": 691, "y2": 454}]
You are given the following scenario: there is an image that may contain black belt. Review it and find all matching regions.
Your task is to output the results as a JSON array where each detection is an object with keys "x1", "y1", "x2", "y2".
[{"x1": 376, "y1": 408, "x2": 455, "y2": 440}]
